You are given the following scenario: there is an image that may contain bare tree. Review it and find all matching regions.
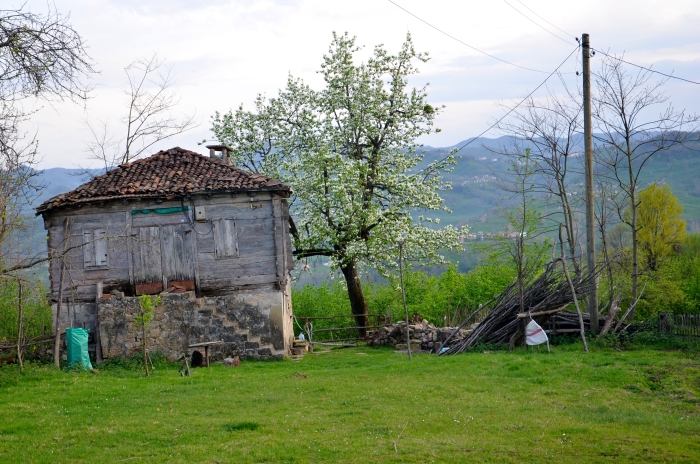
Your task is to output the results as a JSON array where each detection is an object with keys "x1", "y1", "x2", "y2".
[
  {"x1": 593, "y1": 176, "x2": 623, "y2": 315},
  {"x1": 0, "y1": 4, "x2": 95, "y2": 260},
  {"x1": 85, "y1": 54, "x2": 198, "y2": 171},
  {"x1": 0, "y1": 107, "x2": 40, "y2": 261},
  {"x1": 0, "y1": 5, "x2": 94, "y2": 104},
  {"x1": 489, "y1": 148, "x2": 552, "y2": 316},
  {"x1": 494, "y1": 80, "x2": 584, "y2": 275},
  {"x1": 592, "y1": 54, "x2": 699, "y2": 319}
]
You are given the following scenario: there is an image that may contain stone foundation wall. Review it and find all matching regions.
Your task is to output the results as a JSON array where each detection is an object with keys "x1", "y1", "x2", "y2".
[
  {"x1": 98, "y1": 286, "x2": 293, "y2": 361},
  {"x1": 52, "y1": 302, "x2": 97, "y2": 334}
]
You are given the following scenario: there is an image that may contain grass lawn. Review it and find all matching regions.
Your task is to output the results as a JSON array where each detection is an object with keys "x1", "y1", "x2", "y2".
[{"x1": 1, "y1": 346, "x2": 699, "y2": 463}]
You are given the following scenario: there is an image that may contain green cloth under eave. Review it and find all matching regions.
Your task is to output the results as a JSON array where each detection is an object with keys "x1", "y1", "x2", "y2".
[{"x1": 130, "y1": 206, "x2": 189, "y2": 215}]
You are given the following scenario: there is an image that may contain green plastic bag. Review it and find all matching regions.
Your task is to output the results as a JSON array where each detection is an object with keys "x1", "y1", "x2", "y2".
[{"x1": 66, "y1": 328, "x2": 93, "y2": 370}]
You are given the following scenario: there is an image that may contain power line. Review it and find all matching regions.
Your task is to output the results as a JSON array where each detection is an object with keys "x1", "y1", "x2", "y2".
[
  {"x1": 514, "y1": 0, "x2": 576, "y2": 39},
  {"x1": 419, "y1": 46, "x2": 578, "y2": 178},
  {"x1": 591, "y1": 48, "x2": 700, "y2": 85},
  {"x1": 388, "y1": 0, "x2": 550, "y2": 74},
  {"x1": 440, "y1": 46, "x2": 579, "y2": 162},
  {"x1": 501, "y1": 0, "x2": 572, "y2": 45},
  {"x1": 507, "y1": 0, "x2": 700, "y2": 85}
]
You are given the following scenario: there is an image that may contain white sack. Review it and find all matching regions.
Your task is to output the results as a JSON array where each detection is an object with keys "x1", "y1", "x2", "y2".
[{"x1": 525, "y1": 320, "x2": 549, "y2": 346}]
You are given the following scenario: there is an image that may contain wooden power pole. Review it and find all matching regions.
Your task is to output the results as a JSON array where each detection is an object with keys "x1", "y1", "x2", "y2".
[{"x1": 582, "y1": 33, "x2": 599, "y2": 333}]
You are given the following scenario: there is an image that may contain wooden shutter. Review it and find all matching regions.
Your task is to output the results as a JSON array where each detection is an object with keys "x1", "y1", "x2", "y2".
[
  {"x1": 83, "y1": 230, "x2": 95, "y2": 268},
  {"x1": 160, "y1": 224, "x2": 195, "y2": 281},
  {"x1": 94, "y1": 229, "x2": 108, "y2": 267},
  {"x1": 83, "y1": 228, "x2": 108, "y2": 269},
  {"x1": 132, "y1": 226, "x2": 163, "y2": 285},
  {"x1": 214, "y1": 218, "x2": 239, "y2": 259}
]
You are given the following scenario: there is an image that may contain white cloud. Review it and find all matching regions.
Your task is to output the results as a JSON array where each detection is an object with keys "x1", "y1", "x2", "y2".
[{"x1": 11, "y1": 0, "x2": 700, "y2": 168}]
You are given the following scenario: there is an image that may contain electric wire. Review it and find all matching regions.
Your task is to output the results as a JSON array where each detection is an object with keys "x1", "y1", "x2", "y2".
[
  {"x1": 505, "y1": 0, "x2": 700, "y2": 85},
  {"x1": 501, "y1": 0, "x2": 572, "y2": 44},
  {"x1": 388, "y1": 0, "x2": 550, "y2": 74},
  {"x1": 451, "y1": 45, "x2": 579, "y2": 155},
  {"x1": 514, "y1": 0, "x2": 576, "y2": 39},
  {"x1": 590, "y1": 48, "x2": 700, "y2": 85}
]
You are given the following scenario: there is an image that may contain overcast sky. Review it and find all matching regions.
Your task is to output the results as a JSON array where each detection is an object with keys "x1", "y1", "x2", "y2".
[{"x1": 16, "y1": 0, "x2": 700, "y2": 168}]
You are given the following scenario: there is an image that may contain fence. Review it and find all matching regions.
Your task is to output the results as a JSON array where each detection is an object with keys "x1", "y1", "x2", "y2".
[
  {"x1": 658, "y1": 313, "x2": 700, "y2": 339},
  {"x1": 298, "y1": 313, "x2": 389, "y2": 346}
]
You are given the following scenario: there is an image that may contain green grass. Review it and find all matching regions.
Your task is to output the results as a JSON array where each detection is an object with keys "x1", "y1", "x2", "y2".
[{"x1": 1, "y1": 347, "x2": 699, "y2": 463}]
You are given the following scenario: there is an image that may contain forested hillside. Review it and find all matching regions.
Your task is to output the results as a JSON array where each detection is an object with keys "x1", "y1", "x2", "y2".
[{"x1": 21, "y1": 137, "x2": 700, "y2": 276}]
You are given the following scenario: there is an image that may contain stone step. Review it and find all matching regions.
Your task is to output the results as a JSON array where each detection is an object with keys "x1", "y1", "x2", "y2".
[
  {"x1": 233, "y1": 329, "x2": 250, "y2": 342},
  {"x1": 245, "y1": 338, "x2": 261, "y2": 350}
]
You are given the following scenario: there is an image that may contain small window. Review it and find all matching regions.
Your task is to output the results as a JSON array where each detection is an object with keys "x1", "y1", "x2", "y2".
[
  {"x1": 214, "y1": 218, "x2": 239, "y2": 259},
  {"x1": 83, "y1": 228, "x2": 108, "y2": 269}
]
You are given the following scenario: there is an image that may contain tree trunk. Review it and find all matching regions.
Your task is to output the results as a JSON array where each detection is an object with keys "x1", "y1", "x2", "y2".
[
  {"x1": 628, "y1": 138, "x2": 638, "y2": 321},
  {"x1": 340, "y1": 260, "x2": 369, "y2": 336}
]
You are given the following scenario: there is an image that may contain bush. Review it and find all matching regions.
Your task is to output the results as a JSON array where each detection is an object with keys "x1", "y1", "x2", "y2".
[{"x1": 0, "y1": 276, "x2": 52, "y2": 341}]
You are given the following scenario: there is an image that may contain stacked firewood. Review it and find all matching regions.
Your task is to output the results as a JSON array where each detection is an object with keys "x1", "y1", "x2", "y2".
[{"x1": 441, "y1": 263, "x2": 597, "y2": 355}]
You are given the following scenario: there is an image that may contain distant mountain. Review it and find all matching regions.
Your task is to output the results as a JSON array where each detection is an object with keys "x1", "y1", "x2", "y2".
[{"x1": 19, "y1": 138, "x2": 700, "y2": 276}]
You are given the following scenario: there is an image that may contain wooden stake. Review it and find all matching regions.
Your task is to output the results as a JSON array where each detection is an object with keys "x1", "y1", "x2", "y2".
[
  {"x1": 16, "y1": 280, "x2": 24, "y2": 373},
  {"x1": 398, "y1": 240, "x2": 411, "y2": 361},
  {"x1": 54, "y1": 218, "x2": 70, "y2": 368},
  {"x1": 95, "y1": 282, "x2": 103, "y2": 364}
]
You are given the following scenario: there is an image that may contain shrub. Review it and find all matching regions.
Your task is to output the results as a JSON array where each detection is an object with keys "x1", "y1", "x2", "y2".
[
  {"x1": 0, "y1": 276, "x2": 52, "y2": 341},
  {"x1": 291, "y1": 264, "x2": 515, "y2": 339}
]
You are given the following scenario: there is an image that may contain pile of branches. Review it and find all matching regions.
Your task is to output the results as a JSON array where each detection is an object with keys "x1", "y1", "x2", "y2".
[{"x1": 441, "y1": 261, "x2": 597, "y2": 355}]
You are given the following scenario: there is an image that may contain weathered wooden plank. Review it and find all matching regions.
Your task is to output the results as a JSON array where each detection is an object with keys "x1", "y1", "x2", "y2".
[
  {"x1": 197, "y1": 252, "x2": 276, "y2": 265},
  {"x1": 237, "y1": 236, "x2": 276, "y2": 256},
  {"x1": 196, "y1": 234, "x2": 216, "y2": 254},
  {"x1": 160, "y1": 224, "x2": 195, "y2": 282},
  {"x1": 204, "y1": 203, "x2": 273, "y2": 221},
  {"x1": 272, "y1": 196, "x2": 285, "y2": 288},
  {"x1": 236, "y1": 220, "x2": 274, "y2": 238},
  {"x1": 61, "y1": 211, "x2": 126, "y2": 227},
  {"x1": 47, "y1": 204, "x2": 128, "y2": 218},
  {"x1": 126, "y1": 211, "x2": 134, "y2": 287},
  {"x1": 282, "y1": 200, "x2": 295, "y2": 271},
  {"x1": 131, "y1": 226, "x2": 162, "y2": 285},
  {"x1": 199, "y1": 273, "x2": 279, "y2": 290},
  {"x1": 197, "y1": 257, "x2": 277, "y2": 279},
  {"x1": 203, "y1": 192, "x2": 272, "y2": 206},
  {"x1": 213, "y1": 218, "x2": 239, "y2": 258}
]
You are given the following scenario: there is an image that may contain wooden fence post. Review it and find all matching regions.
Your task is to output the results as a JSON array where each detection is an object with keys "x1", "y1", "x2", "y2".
[{"x1": 16, "y1": 280, "x2": 24, "y2": 373}]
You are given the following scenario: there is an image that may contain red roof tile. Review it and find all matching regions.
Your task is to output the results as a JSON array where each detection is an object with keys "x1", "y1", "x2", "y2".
[{"x1": 36, "y1": 147, "x2": 291, "y2": 214}]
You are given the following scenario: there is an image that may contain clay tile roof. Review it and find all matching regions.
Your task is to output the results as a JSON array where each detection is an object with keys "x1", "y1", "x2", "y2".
[{"x1": 36, "y1": 147, "x2": 291, "y2": 214}]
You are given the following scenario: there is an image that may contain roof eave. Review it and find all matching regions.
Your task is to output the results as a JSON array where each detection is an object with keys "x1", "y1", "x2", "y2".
[{"x1": 35, "y1": 186, "x2": 292, "y2": 216}]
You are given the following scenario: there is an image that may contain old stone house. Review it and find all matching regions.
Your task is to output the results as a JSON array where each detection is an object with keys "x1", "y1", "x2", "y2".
[{"x1": 36, "y1": 146, "x2": 295, "y2": 360}]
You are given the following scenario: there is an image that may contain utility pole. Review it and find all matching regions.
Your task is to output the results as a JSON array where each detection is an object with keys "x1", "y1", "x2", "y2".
[{"x1": 582, "y1": 33, "x2": 599, "y2": 333}]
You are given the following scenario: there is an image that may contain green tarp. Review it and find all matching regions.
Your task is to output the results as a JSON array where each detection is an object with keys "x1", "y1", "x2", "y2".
[
  {"x1": 66, "y1": 328, "x2": 93, "y2": 370},
  {"x1": 130, "y1": 206, "x2": 189, "y2": 215}
]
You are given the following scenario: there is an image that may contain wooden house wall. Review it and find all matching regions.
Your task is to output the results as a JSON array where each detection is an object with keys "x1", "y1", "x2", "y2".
[{"x1": 43, "y1": 191, "x2": 294, "y2": 302}]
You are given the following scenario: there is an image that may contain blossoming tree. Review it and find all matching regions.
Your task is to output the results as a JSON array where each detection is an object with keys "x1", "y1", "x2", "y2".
[{"x1": 211, "y1": 33, "x2": 466, "y2": 333}]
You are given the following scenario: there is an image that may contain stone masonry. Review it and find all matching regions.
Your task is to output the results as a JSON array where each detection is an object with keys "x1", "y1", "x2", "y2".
[
  {"x1": 368, "y1": 320, "x2": 476, "y2": 352},
  {"x1": 98, "y1": 289, "x2": 290, "y2": 361}
]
